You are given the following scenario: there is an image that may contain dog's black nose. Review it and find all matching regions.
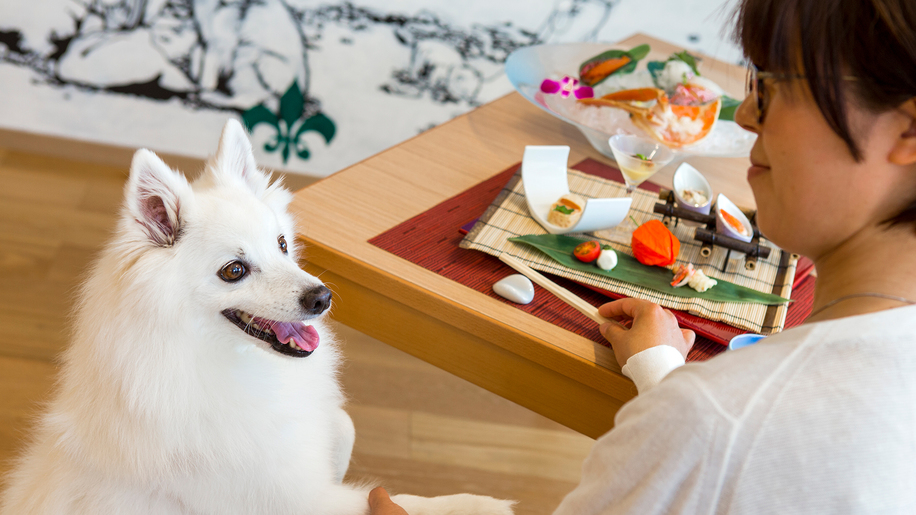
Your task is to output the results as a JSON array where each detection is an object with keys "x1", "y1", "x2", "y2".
[{"x1": 300, "y1": 285, "x2": 332, "y2": 315}]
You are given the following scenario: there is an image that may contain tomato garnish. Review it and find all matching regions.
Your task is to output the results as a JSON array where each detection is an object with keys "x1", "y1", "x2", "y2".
[{"x1": 573, "y1": 240, "x2": 602, "y2": 263}]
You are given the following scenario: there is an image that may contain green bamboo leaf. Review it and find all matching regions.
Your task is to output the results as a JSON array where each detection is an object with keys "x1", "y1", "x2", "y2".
[
  {"x1": 279, "y1": 81, "x2": 305, "y2": 128},
  {"x1": 508, "y1": 234, "x2": 790, "y2": 305},
  {"x1": 240, "y1": 105, "x2": 278, "y2": 132},
  {"x1": 718, "y1": 95, "x2": 742, "y2": 121}
]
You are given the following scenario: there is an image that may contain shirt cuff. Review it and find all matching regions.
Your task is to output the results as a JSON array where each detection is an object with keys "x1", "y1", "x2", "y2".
[{"x1": 621, "y1": 345, "x2": 686, "y2": 394}]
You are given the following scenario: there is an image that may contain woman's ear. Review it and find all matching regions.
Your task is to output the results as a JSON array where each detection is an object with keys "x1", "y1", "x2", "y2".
[{"x1": 888, "y1": 99, "x2": 916, "y2": 166}]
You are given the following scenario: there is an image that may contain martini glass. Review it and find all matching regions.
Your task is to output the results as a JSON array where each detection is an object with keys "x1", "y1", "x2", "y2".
[{"x1": 608, "y1": 135, "x2": 675, "y2": 195}]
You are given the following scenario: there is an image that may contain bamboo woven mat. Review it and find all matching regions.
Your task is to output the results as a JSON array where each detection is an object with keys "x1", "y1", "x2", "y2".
[
  {"x1": 368, "y1": 159, "x2": 815, "y2": 363},
  {"x1": 461, "y1": 166, "x2": 795, "y2": 334}
]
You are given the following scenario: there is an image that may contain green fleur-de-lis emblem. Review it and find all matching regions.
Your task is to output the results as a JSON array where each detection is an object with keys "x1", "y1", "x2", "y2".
[{"x1": 241, "y1": 81, "x2": 336, "y2": 164}]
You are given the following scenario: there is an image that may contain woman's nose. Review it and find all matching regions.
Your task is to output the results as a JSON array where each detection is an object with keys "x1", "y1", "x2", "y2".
[{"x1": 734, "y1": 95, "x2": 761, "y2": 134}]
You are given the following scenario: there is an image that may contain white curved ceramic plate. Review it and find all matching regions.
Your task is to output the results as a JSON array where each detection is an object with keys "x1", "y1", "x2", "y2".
[
  {"x1": 522, "y1": 146, "x2": 632, "y2": 234},
  {"x1": 504, "y1": 43, "x2": 757, "y2": 159}
]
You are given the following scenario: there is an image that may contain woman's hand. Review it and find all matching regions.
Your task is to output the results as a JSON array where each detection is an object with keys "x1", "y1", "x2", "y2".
[
  {"x1": 369, "y1": 487, "x2": 409, "y2": 515},
  {"x1": 598, "y1": 298, "x2": 695, "y2": 366}
]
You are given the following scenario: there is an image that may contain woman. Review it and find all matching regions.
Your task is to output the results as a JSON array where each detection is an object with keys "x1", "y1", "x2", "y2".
[{"x1": 371, "y1": 0, "x2": 916, "y2": 512}]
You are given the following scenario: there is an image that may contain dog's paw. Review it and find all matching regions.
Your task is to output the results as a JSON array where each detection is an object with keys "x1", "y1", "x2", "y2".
[{"x1": 390, "y1": 493, "x2": 515, "y2": 515}]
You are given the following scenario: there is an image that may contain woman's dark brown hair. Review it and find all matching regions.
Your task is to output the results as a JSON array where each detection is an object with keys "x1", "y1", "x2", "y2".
[{"x1": 733, "y1": 0, "x2": 916, "y2": 226}]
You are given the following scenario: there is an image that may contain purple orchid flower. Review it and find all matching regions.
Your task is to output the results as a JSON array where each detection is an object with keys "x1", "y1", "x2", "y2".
[{"x1": 540, "y1": 76, "x2": 594, "y2": 99}]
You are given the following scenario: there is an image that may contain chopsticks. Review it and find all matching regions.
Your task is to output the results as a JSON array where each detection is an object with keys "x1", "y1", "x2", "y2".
[{"x1": 499, "y1": 253, "x2": 613, "y2": 325}]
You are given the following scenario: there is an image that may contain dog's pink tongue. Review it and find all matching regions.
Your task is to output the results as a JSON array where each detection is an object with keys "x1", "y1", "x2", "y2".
[{"x1": 271, "y1": 322, "x2": 320, "y2": 352}]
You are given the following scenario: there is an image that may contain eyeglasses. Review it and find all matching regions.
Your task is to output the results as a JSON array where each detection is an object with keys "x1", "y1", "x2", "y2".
[
  {"x1": 745, "y1": 64, "x2": 858, "y2": 124},
  {"x1": 745, "y1": 64, "x2": 804, "y2": 124}
]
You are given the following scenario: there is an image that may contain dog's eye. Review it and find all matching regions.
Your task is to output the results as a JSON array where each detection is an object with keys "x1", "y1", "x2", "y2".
[
  {"x1": 278, "y1": 235, "x2": 288, "y2": 254},
  {"x1": 218, "y1": 261, "x2": 248, "y2": 282}
]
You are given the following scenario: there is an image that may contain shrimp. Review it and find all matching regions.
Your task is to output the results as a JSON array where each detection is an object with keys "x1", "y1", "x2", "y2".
[{"x1": 578, "y1": 85, "x2": 722, "y2": 148}]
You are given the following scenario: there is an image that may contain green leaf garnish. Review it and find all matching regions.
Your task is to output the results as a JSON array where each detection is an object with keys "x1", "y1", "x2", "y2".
[
  {"x1": 646, "y1": 60, "x2": 666, "y2": 87},
  {"x1": 625, "y1": 43, "x2": 651, "y2": 61},
  {"x1": 648, "y1": 51, "x2": 703, "y2": 88},
  {"x1": 553, "y1": 204, "x2": 575, "y2": 215},
  {"x1": 671, "y1": 50, "x2": 701, "y2": 76},
  {"x1": 508, "y1": 234, "x2": 791, "y2": 305},
  {"x1": 718, "y1": 95, "x2": 742, "y2": 121},
  {"x1": 578, "y1": 44, "x2": 652, "y2": 86},
  {"x1": 634, "y1": 153, "x2": 650, "y2": 161}
]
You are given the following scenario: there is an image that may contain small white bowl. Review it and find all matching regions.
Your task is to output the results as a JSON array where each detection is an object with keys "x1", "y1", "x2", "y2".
[
  {"x1": 728, "y1": 333, "x2": 766, "y2": 350},
  {"x1": 715, "y1": 193, "x2": 754, "y2": 243},
  {"x1": 521, "y1": 145, "x2": 632, "y2": 234},
  {"x1": 672, "y1": 163, "x2": 713, "y2": 214}
]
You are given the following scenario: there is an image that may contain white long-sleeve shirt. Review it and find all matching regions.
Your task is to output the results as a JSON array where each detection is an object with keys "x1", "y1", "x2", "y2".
[{"x1": 555, "y1": 304, "x2": 916, "y2": 514}]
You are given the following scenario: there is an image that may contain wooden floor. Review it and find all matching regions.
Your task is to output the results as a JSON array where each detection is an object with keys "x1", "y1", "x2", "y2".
[{"x1": 0, "y1": 146, "x2": 594, "y2": 514}]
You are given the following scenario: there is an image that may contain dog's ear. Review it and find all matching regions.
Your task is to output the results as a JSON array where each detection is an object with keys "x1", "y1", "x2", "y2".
[
  {"x1": 126, "y1": 149, "x2": 190, "y2": 247},
  {"x1": 214, "y1": 119, "x2": 270, "y2": 195}
]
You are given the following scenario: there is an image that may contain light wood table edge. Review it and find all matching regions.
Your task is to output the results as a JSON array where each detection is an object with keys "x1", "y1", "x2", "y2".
[
  {"x1": 300, "y1": 239, "x2": 635, "y2": 396},
  {"x1": 300, "y1": 262, "x2": 625, "y2": 439},
  {"x1": 298, "y1": 239, "x2": 637, "y2": 438}
]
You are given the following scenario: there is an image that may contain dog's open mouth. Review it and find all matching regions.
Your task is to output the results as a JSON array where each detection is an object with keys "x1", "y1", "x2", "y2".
[{"x1": 221, "y1": 309, "x2": 319, "y2": 358}]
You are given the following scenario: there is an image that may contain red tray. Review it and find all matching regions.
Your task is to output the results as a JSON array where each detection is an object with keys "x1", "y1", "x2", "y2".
[{"x1": 369, "y1": 158, "x2": 815, "y2": 362}]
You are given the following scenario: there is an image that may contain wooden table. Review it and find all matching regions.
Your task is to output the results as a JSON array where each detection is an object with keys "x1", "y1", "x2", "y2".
[{"x1": 290, "y1": 34, "x2": 753, "y2": 439}]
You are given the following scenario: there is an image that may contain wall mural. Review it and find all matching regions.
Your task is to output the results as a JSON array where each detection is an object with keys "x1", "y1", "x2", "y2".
[{"x1": 0, "y1": 0, "x2": 739, "y2": 176}]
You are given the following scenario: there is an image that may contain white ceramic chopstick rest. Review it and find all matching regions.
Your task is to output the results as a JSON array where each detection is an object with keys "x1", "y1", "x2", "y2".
[{"x1": 493, "y1": 274, "x2": 535, "y2": 304}]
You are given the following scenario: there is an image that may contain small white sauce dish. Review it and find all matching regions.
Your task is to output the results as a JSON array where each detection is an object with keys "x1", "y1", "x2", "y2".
[
  {"x1": 672, "y1": 162, "x2": 713, "y2": 215},
  {"x1": 521, "y1": 145, "x2": 632, "y2": 234},
  {"x1": 728, "y1": 333, "x2": 766, "y2": 350},
  {"x1": 715, "y1": 193, "x2": 754, "y2": 243}
]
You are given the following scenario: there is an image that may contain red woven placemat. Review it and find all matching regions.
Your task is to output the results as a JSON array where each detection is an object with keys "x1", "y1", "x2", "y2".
[{"x1": 368, "y1": 159, "x2": 815, "y2": 362}]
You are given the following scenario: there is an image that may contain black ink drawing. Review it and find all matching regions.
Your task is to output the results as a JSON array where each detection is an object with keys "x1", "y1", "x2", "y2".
[{"x1": 0, "y1": 0, "x2": 619, "y2": 164}]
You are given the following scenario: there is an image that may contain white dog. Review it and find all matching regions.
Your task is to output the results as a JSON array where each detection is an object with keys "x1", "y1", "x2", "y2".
[{"x1": 0, "y1": 120, "x2": 514, "y2": 515}]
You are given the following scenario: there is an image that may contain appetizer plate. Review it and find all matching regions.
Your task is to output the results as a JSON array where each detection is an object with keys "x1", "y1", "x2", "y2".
[
  {"x1": 504, "y1": 43, "x2": 756, "y2": 159},
  {"x1": 522, "y1": 145, "x2": 632, "y2": 234}
]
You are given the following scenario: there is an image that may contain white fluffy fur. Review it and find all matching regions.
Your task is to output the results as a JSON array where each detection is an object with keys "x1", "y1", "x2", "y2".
[{"x1": 0, "y1": 120, "x2": 514, "y2": 515}]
